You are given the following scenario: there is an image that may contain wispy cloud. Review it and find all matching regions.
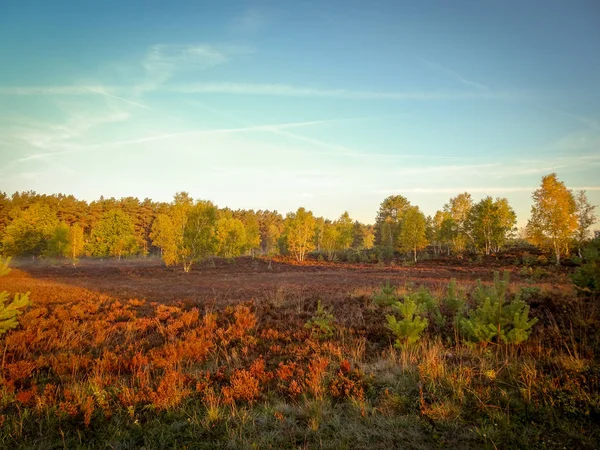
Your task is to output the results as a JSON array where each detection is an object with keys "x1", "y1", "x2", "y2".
[
  {"x1": 270, "y1": 128, "x2": 357, "y2": 155},
  {"x1": 547, "y1": 129, "x2": 600, "y2": 153},
  {"x1": 0, "y1": 41, "x2": 519, "y2": 103},
  {"x1": 228, "y1": 9, "x2": 269, "y2": 35},
  {"x1": 138, "y1": 44, "x2": 231, "y2": 94},
  {"x1": 377, "y1": 186, "x2": 600, "y2": 194},
  {"x1": 107, "y1": 119, "x2": 331, "y2": 146},
  {"x1": 144, "y1": 44, "x2": 229, "y2": 73},
  {"x1": 390, "y1": 163, "x2": 498, "y2": 176},
  {"x1": 88, "y1": 88, "x2": 152, "y2": 110},
  {"x1": 186, "y1": 98, "x2": 363, "y2": 156},
  {"x1": 554, "y1": 110, "x2": 600, "y2": 132},
  {"x1": 576, "y1": 116, "x2": 600, "y2": 132},
  {"x1": 0, "y1": 82, "x2": 523, "y2": 101},
  {"x1": 16, "y1": 152, "x2": 60, "y2": 163},
  {"x1": 7, "y1": 119, "x2": 335, "y2": 158},
  {"x1": 1, "y1": 101, "x2": 132, "y2": 171},
  {"x1": 170, "y1": 82, "x2": 519, "y2": 100},
  {"x1": 0, "y1": 45, "x2": 244, "y2": 97},
  {"x1": 420, "y1": 58, "x2": 490, "y2": 91},
  {"x1": 0, "y1": 85, "x2": 114, "y2": 95}
]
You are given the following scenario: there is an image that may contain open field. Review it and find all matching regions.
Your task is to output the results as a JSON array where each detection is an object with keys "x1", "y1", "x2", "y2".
[
  {"x1": 6, "y1": 255, "x2": 567, "y2": 305},
  {"x1": 0, "y1": 257, "x2": 598, "y2": 449}
]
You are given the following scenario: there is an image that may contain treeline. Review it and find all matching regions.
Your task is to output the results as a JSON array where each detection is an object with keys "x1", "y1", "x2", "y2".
[
  {"x1": 0, "y1": 173, "x2": 596, "y2": 268},
  {"x1": 374, "y1": 193, "x2": 516, "y2": 261},
  {"x1": 0, "y1": 191, "x2": 374, "y2": 268}
]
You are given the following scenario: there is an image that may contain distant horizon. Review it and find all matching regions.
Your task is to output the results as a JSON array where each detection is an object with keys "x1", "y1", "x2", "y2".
[{"x1": 2, "y1": 1, "x2": 599, "y2": 228}]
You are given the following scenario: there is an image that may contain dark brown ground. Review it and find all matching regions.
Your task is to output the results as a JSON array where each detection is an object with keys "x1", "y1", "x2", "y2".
[{"x1": 5, "y1": 255, "x2": 571, "y2": 307}]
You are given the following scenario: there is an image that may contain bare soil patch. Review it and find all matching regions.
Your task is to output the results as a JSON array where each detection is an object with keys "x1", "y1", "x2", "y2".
[{"x1": 5, "y1": 256, "x2": 570, "y2": 306}]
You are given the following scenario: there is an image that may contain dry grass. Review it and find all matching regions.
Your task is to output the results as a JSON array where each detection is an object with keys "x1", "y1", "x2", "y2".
[{"x1": 0, "y1": 260, "x2": 598, "y2": 448}]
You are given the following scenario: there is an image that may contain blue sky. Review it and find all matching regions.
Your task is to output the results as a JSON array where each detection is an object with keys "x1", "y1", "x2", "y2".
[{"x1": 1, "y1": 0, "x2": 599, "y2": 226}]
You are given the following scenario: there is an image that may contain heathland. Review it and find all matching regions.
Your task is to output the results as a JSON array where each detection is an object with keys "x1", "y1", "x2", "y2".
[{"x1": 0, "y1": 252, "x2": 599, "y2": 449}]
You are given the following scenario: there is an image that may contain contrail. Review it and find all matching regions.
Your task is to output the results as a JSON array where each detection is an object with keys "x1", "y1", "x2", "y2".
[{"x1": 89, "y1": 88, "x2": 153, "y2": 110}]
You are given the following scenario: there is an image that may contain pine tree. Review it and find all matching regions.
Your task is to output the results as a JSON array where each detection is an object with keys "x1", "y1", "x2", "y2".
[
  {"x1": 386, "y1": 297, "x2": 429, "y2": 347},
  {"x1": 304, "y1": 300, "x2": 336, "y2": 339},
  {"x1": 460, "y1": 272, "x2": 538, "y2": 345},
  {"x1": 373, "y1": 280, "x2": 398, "y2": 306}
]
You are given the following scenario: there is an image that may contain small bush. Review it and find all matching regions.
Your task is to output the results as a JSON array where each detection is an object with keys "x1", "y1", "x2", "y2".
[
  {"x1": 519, "y1": 286, "x2": 541, "y2": 301},
  {"x1": 442, "y1": 279, "x2": 466, "y2": 342},
  {"x1": 407, "y1": 286, "x2": 444, "y2": 327},
  {"x1": 345, "y1": 250, "x2": 360, "y2": 263},
  {"x1": 570, "y1": 255, "x2": 582, "y2": 266},
  {"x1": 0, "y1": 257, "x2": 32, "y2": 336},
  {"x1": 358, "y1": 251, "x2": 369, "y2": 263},
  {"x1": 531, "y1": 267, "x2": 548, "y2": 280},
  {"x1": 304, "y1": 300, "x2": 335, "y2": 339},
  {"x1": 460, "y1": 271, "x2": 538, "y2": 345},
  {"x1": 385, "y1": 297, "x2": 428, "y2": 347},
  {"x1": 373, "y1": 281, "x2": 397, "y2": 306},
  {"x1": 442, "y1": 279, "x2": 466, "y2": 317},
  {"x1": 376, "y1": 246, "x2": 393, "y2": 262},
  {"x1": 521, "y1": 252, "x2": 537, "y2": 267},
  {"x1": 572, "y1": 247, "x2": 600, "y2": 297}
]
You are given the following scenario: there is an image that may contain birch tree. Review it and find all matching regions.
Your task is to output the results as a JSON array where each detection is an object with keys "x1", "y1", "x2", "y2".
[
  {"x1": 444, "y1": 192, "x2": 473, "y2": 254},
  {"x1": 468, "y1": 197, "x2": 516, "y2": 254},
  {"x1": 150, "y1": 193, "x2": 217, "y2": 272},
  {"x1": 526, "y1": 173, "x2": 577, "y2": 265},
  {"x1": 283, "y1": 207, "x2": 316, "y2": 262},
  {"x1": 216, "y1": 217, "x2": 247, "y2": 258},
  {"x1": 399, "y1": 206, "x2": 428, "y2": 262}
]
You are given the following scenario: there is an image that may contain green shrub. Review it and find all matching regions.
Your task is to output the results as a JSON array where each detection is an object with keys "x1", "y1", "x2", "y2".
[
  {"x1": 572, "y1": 247, "x2": 600, "y2": 297},
  {"x1": 385, "y1": 297, "x2": 428, "y2": 347},
  {"x1": 570, "y1": 255, "x2": 582, "y2": 266},
  {"x1": 518, "y1": 266, "x2": 532, "y2": 277},
  {"x1": 304, "y1": 300, "x2": 335, "y2": 339},
  {"x1": 407, "y1": 286, "x2": 444, "y2": 327},
  {"x1": 530, "y1": 267, "x2": 548, "y2": 280},
  {"x1": 521, "y1": 252, "x2": 536, "y2": 267},
  {"x1": 373, "y1": 281, "x2": 397, "y2": 306},
  {"x1": 0, "y1": 257, "x2": 32, "y2": 336},
  {"x1": 442, "y1": 279, "x2": 466, "y2": 342},
  {"x1": 442, "y1": 279, "x2": 466, "y2": 317},
  {"x1": 460, "y1": 271, "x2": 538, "y2": 345},
  {"x1": 358, "y1": 251, "x2": 369, "y2": 263},
  {"x1": 518, "y1": 286, "x2": 541, "y2": 301},
  {"x1": 344, "y1": 250, "x2": 357, "y2": 263},
  {"x1": 376, "y1": 246, "x2": 393, "y2": 262}
]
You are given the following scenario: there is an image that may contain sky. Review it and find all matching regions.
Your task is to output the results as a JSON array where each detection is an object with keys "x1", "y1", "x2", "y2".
[{"x1": 1, "y1": 0, "x2": 599, "y2": 226}]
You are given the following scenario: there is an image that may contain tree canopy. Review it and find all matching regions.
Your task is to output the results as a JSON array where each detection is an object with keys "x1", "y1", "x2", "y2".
[
  {"x1": 0, "y1": 174, "x2": 595, "y2": 267},
  {"x1": 399, "y1": 206, "x2": 428, "y2": 262},
  {"x1": 526, "y1": 173, "x2": 578, "y2": 265},
  {"x1": 283, "y1": 207, "x2": 316, "y2": 262}
]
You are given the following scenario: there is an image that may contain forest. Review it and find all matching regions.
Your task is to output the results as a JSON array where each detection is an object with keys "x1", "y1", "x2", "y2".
[{"x1": 0, "y1": 173, "x2": 595, "y2": 268}]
